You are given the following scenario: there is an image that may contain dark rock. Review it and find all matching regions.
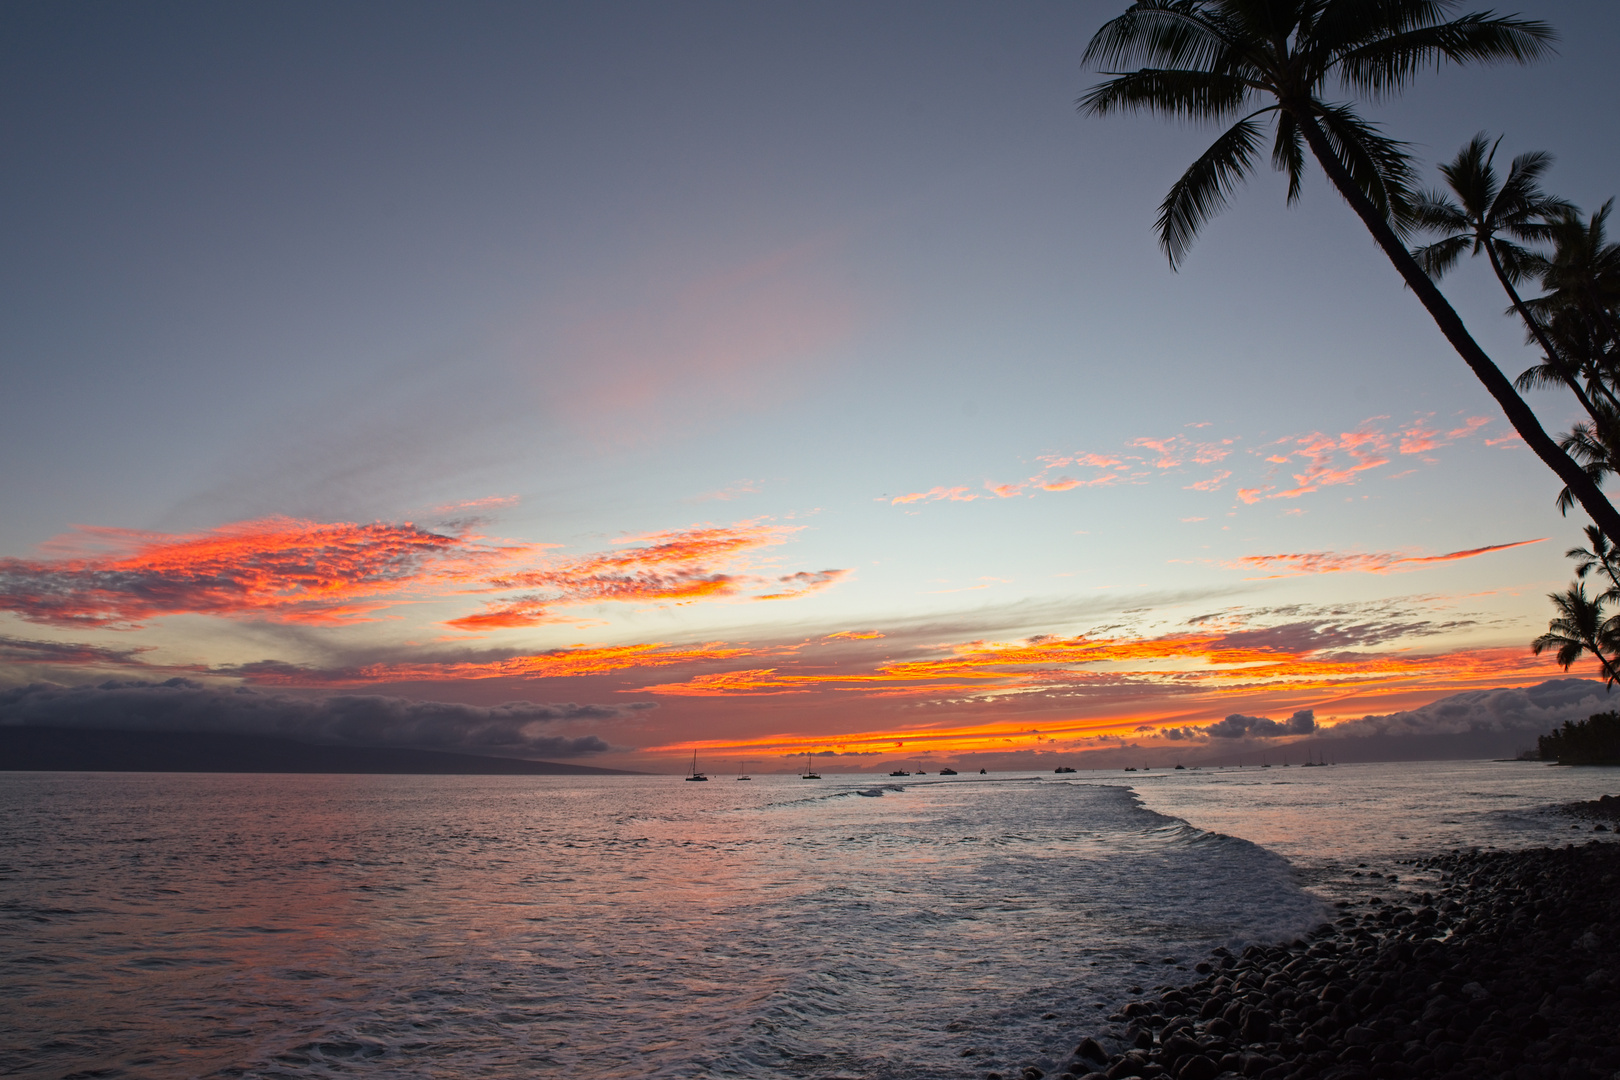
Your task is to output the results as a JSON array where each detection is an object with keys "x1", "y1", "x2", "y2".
[
  {"x1": 1106, "y1": 1052, "x2": 1147, "y2": 1079},
  {"x1": 1240, "y1": 1010, "x2": 1272, "y2": 1042},
  {"x1": 1076, "y1": 1037, "x2": 1107, "y2": 1064},
  {"x1": 1022, "y1": 1068, "x2": 1045, "y2": 1080},
  {"x1": 1160, "y1": 1034, "x2": 1201, "y2": 1068},
  {"x1": 1341, "y1": 1024, "x2": 1373, "y2": 1046},
  {"x1": 1318, "y1": 1066, "x2": 1369, "y2": 1080},
  {"x1": 1174, "y1": 1054, "x2": 1218, "y2": 1080}
]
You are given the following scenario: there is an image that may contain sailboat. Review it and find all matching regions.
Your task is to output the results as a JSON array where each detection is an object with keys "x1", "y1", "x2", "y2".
[
  {"x1": 736, "y1": 759, "x2": 752, "y2": 780},
  {"x1": 801, "y1": 751, "x2": 821, "y2": 779},
  {"x1": 685, "y1": 749, "x2": 709, "y2": 781}
]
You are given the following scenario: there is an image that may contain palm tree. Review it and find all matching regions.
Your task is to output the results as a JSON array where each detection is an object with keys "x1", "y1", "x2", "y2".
[
  {"x1": 1523, "y1": 201, "x2": 1620, "y2": 364},
  {"x1": 1407, "y1": 135, "x2": 1598, "y2": 413},
  {"x1": 1531, "y1": 582, "x2": 1620, "y2": 686},
  {"x1": 1080, "y1": 2, "x2": 1620, "y2": 543},
  {"x1": 1566, "y1": 524, "x2": 1620, "y2": 602},
  {"x1": 1521, "y1": 204, "x2": 1620, "y2": 517}
]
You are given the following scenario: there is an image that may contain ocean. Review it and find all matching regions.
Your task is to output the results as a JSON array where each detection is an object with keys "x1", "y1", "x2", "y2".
[{"x1": 1, "y1": 761, "x2": 1615, "y2": 1079}]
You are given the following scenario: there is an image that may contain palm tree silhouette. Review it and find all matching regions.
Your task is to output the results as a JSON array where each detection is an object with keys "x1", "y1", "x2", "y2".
[
  {"x1": 1566, "y1": 524, "x2": 1620, "y2": 602},
  {"x1": 1408, "y1": 135, "x2": 1595, "y2": 410},
  {"x1": 1518, "y1": 204, "x2": 1620, "y2": 516},
  {"x1": 1524, "y1": 201, "x2": 1620, "y2": 370},
  {"x1": 1079, "y1": 2, "x2": 1620, "y2": 541},
  {"x1": 1531, "y1": 582, "x2": 1620, "y2": 686}
]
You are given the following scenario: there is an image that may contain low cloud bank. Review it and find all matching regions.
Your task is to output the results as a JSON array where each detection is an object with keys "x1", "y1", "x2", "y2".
[
  {"x1": 1160, "y1": 708, "x2": 1316, "y2": 741},
  {"x1": 1328, "y1": 678, "x2": 1615, "y2": 738},
  {"x1": 1205, "y1": 709, "x2": 1317, "y2": 739},
  {"x1": 0, "y1": 678, "x2": 645, "y2": 758}
]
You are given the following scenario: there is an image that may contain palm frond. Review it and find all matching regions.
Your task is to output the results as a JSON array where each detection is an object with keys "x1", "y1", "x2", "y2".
[
  {"x1": 1434, "y1": 132, "x2": 1500, "y2": 219},
  {"x1": 1157, "y1": 112, "x2": 1268, "y2": 267},
  {"x1": 1271, "y1": 109, "x2": 1306, "y2": 204},
  {"x1": 1310, "y1": 0, "x2": 1454, "y2": 51},
  {"x1": 1407, "y1": 188, "x2": 1469, "y2": 234},
  {"x1": 1410, "y1": 234, "x2": 1471, "y2": 279},
  {"x1": 1313, "y1": 101, "x2": 1417, "y2": 231},
  {"x1": 1334, "y1": 13, "x2": 1557, "y2": 98},
  {"x1": 1083, "y1": 2, "x2": 1238, "y2": 72},
  {"x1": 1079, "y1": 69, "x2": 1255, "y2": 121}
]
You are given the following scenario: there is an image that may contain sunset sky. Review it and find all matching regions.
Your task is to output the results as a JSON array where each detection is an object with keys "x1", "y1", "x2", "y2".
[{"x1": 4, "y1": 1, "x2": 1619, "y2": 771}]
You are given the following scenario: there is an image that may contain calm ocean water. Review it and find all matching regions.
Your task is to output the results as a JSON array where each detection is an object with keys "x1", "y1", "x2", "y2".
[{"x1": 1, "y1": 761, "x2": 1615, "y2": 1079}]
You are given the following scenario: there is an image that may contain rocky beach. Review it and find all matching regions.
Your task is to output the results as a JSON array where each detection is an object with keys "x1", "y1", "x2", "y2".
[{"x1": 1015, "y1": 807, "x2": 1620, "y2": 1080}]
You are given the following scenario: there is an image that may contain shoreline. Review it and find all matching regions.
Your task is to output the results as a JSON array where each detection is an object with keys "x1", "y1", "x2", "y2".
[{"x1": 1010, "y1": 808, "x2": 1620, "y2": 1080}]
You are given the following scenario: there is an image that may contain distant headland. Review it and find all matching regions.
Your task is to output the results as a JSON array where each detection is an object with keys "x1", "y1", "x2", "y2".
[{"x1": 0, "y1": 726, "x2": 646, "y2": 776}]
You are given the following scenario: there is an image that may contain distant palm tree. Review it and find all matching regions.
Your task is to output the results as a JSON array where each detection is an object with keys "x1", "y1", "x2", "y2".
[
  {"x1": 1521, "y1": 204, "x2": 1620, "y2": 516},
  {"x1": 1566, "y1": 524, "x2": 1620, "y2": 602},
  {"x1": 1531, "y1": 582, "x2": 1620, "y2": 686},
  {"x1": 1524, "y1": 201, "x2": 1620, "y2": 363},
  {"x1": 1080, "y1": 2, "x2": 1620, "y2": 542},
  {"x1": 1408, "y1": 135, "x2": 1595, "y2": 411}
]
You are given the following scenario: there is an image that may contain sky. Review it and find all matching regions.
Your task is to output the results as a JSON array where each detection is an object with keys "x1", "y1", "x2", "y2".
[{"x1": 3, "y1": 1, "x2": 1620, "y2": 772}]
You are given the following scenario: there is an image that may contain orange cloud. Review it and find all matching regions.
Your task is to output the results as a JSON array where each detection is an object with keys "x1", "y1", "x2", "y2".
[
  {"x1": 1231, "y1": 539, "x2": 1545, "y2": 578},
  {"x1": 754, "y1": 569, "x2": 849, "y2": 601},
  {"x1": 1186, "y1": 470, "x2": 1231, "y2": 492},
  {"x1": 0, "y1": 518, "x2": 521, "y2": 628},
  {"x1": 825, "y1": 630, "x2": 885, "y2": 640},
  {"x1": 447, "y1": 523, "x2": 846, "y2": 629},
  {"x1": 892, "y1": 486, "x2": 979, "y2": 505}
]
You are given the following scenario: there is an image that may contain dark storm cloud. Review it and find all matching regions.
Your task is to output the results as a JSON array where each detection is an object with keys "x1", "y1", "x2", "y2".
[
  {"x1": 0, "y1": 679, "x2": 641, "y2": 757},
  {"x1": 1203, "y1": 709, "x2": 1317, "y2": 739},
  {"x1": 1330, "y1": 679, "x2": 1615, "y2": 738}
]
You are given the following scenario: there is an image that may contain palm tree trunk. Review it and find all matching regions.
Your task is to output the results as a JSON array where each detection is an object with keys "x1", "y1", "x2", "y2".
[{"x1": 1288, "y1": 107, "x2": 1620, "y2": 546}]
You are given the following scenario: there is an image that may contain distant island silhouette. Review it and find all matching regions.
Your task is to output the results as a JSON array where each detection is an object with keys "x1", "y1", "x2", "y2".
[{"x1": 0, "y1": 727, "x2": 644, "y2": 775}]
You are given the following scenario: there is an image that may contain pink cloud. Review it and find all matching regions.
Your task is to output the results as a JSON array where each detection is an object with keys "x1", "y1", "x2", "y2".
[
  {"x1": 1231, "y1": 538, "x2": 1545, "y2": 578},
  {"x1": 450, "y1": 522, "x2": 846, "y2": 629},
  {"x1": 0, "y1": 518, "x2": 524, "y2": 629},
  {"x1": 1186, "y1": 470, "x2": 1232, "y2": 492},
  {"x1": 892, "y1": 486, "x2": 978, "y2": 505}
]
